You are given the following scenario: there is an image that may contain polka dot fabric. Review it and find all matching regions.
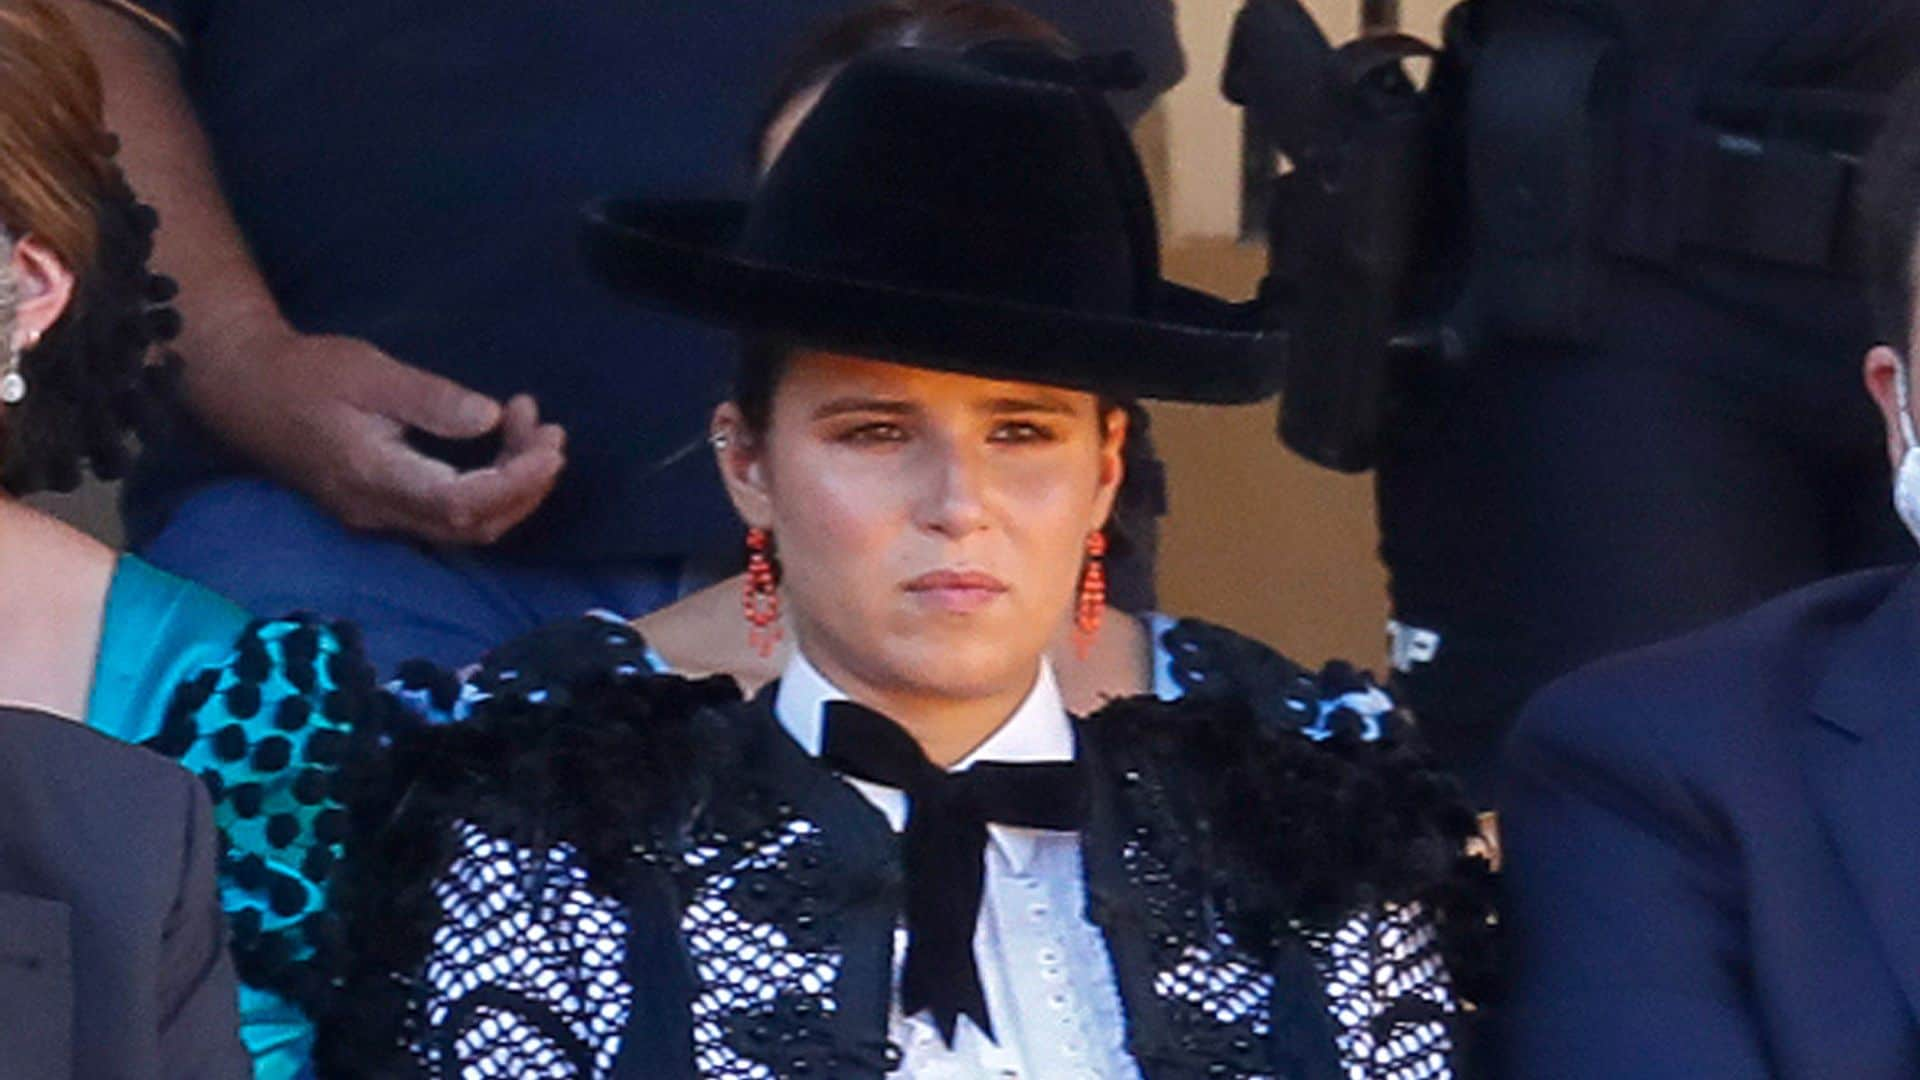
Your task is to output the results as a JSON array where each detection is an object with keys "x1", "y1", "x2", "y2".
[{"x1": 146, "y1": 616, "x2": 372, "y2": 1005}]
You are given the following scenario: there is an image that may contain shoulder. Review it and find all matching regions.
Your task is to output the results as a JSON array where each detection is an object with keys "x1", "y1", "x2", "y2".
[
  {"x1": 1509, "y1": 565, "x2": 1906, "y2": 784},
  {"x1": 109, "y1": 556, "x2": 251, "y2": 643},
  {"x1": 1088, "y1": 618, "x2": 1487, "y2": 921},
  {"x1": 0, "y1": 704, "x2": 199, "y2": 804},
  {"x1": 357, "y1": 620, "x2": 747, "y2": 887},
  {"x1": 631, "y1": 583, "x2": 784, "y2": 689},
  {"x1": 1085, "y1": 663, "x2": 1497, "y2": 1009},
  {"x1": 389, "y1": 611, "x2": 683, "y2": 723},
  {"x1": 146, "y1": 611, "x2": 376, "y2": 762},
  {"x1": 0, "y1": 706, "x2": 206, "y2": 874},
  {"x1": 1146, "y1": 614, "x2": 1407, "y2": 741},
  {"x1": 322, "y1": 651, "x2": 744, "y2": 1069},
  {"x1": 88, "y1": 556, "x2": 253, "y2": 741}
]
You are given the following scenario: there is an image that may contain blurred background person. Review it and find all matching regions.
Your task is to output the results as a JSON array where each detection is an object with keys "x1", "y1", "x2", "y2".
[
  {"x1": 1372, "y1": 0, "x2": 1920, "y2": 798},
  {"x1": 55, "y1": 0, "x2": 1185, "y2": 673}
]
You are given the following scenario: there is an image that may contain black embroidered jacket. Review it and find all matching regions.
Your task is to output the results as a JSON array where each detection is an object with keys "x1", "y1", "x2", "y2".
[{"x1": 320, "y1": 619, "x2": 1495, "y2": 1079}]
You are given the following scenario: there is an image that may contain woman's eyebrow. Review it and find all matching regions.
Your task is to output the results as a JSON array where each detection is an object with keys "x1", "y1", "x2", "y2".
[
  {"x1": 810, "y1": 397, "x2": 917, "y2": 420},
  {"x1": 980, "y1": 394, "x2": 1078, "y2": 416}
]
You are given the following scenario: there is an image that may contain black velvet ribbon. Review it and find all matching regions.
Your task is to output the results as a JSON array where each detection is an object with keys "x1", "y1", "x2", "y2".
[{"x1": 820, "y1": 700, "x2": 1089, "y2": 1046}]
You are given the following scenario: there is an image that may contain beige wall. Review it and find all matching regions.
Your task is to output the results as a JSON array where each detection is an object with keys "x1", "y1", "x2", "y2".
[{"x1": 1148, "y1": 0, "x2": 1452, "y2": 668}]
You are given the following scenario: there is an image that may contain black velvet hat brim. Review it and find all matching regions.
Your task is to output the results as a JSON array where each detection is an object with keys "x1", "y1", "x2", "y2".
[{"x1": 582, "y1": 199, "x2": 1288, "y2": 405}]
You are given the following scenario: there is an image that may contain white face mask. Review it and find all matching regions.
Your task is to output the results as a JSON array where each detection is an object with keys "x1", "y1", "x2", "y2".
[{"x1": 1893, "y1": 363, "x2": 1920, "y2": 544}]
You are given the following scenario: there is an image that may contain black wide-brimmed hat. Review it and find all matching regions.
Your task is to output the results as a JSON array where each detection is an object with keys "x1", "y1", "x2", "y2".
[{"x1": 582, "y1": 42, "x2": 1286, "y2": 404}]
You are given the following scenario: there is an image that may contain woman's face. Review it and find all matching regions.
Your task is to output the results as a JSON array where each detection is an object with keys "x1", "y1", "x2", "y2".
[{"x1": 718, "y1": 349, "x2": 1125, "y2": 704}]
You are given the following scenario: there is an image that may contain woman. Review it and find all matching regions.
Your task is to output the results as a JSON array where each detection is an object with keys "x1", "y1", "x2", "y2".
[
  {"x1": 0, "y1": 2, "x2": 371, "y2": 1074},
  {"x1": 329, "y1": 25, "x2": 1493, "y2": 1080},
  {"x1": 403, "y1": 1, "x2": 1300, "y2": 723}
]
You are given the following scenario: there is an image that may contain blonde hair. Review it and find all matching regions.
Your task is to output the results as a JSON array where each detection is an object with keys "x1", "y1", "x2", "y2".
[
  {"x1": 0, "y1": 0, "x2": 114, "y2": 276},
  {"x1": 0, "y1": 0, "x2": 177, "y2": 494}
]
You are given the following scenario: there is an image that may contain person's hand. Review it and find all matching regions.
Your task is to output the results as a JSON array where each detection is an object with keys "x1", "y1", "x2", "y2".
[{"x1": 193, "y1": 329, "x2": 566, "y2": 546}]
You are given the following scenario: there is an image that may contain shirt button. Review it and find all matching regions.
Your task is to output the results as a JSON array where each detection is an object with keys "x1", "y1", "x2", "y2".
[
  {"x1": 1042, "y1": 965, "x2": 1066, "y2": 983},
  {"x1": 1048, "y1": 991, "x2": 1072, "y2": 1010},
  {"x1": 1029, "y1": 901, "x2": 1051, "y2": 919},
  {"x1": 1036, "y1": 946, "x2": 1062, "y2": 965}
]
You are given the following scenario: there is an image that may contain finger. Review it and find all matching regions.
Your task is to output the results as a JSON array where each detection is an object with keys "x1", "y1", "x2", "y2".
[
  {"x1": 438, "y1": 450, "x2": 565, "y2": 543},
  {"x1": 347, "y1": 405, "x2": 563, "y2": 543},
  {"x1": 348, "y1": 437, "x2": 481, "y2": 543},
  {"x1": 367, "y1": 357, "x2": 502, "y2": 440},
  {"x1": 493, "y1": 394, "x2": 541, "y2": 457},
  {"x1": 495, "y1": 395, "x2": 570, "y2": 462}
]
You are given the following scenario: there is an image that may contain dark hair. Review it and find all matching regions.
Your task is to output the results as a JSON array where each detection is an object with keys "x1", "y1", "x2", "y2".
[
  {"x1": 1864, "y1": 69, "x2": 1920, "y2": 350},
  {"x1": 0, "y1": 0, "x2": 178, "y2": 495}
]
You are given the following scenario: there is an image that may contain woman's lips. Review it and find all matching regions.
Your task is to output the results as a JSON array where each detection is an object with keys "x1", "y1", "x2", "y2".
[{"x1": 903, "y1": 569, "x2": 1009, "y2": 614}]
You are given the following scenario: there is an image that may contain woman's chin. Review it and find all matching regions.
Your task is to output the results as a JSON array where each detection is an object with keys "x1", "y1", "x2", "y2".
[{"x1": 871, "y1": 631, "x2": 1045, "y2": 699}]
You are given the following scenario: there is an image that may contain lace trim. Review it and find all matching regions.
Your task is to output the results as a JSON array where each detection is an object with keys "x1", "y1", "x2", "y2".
[
  {"x1": 1300, "y1": 904, "x2": 1456, "y2": 1080},
  {"x1": 412, "y1": 822, "x2": 632, "y2": 1077}
]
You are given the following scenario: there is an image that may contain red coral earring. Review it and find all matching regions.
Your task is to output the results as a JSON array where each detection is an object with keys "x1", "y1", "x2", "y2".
[
  {"x1": 1073, "y1": 530, "x2": 1107, "y2": 660},
  {"x1": 742, "y1": 527, "x2": 782, "y2": 658}
]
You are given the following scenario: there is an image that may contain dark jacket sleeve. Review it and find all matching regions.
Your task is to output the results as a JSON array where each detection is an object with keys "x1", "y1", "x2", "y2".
[
  {"x1": 1500, "y1": 672, "x2": 1772, "y2": 1079},
  {"x1": 156, "y1": 769, "x2": 251, "y2": 1079}
]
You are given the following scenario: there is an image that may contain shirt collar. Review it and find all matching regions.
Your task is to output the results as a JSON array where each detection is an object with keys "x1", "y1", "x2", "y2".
[{"x1": 773, "y1": 650, "x2": 1073, "y2": 874}]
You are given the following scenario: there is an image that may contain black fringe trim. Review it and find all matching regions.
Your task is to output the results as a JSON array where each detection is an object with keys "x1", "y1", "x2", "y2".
[{"x1": 1081, "y1": 689, "x2": 1500, "y2": 1010}]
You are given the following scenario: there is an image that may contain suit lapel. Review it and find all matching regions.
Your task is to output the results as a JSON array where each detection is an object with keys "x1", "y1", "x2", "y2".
[{"x1": 1807, "y1": 569, "x2": 1920, "y2": 1026}]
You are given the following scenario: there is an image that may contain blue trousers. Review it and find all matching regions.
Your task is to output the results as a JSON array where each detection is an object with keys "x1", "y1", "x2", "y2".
[{"x1": 138, "y1": 478, "x2": 693, "y2": 673}]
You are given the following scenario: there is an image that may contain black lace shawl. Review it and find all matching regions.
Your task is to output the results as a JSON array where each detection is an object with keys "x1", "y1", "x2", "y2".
[{"x1": 317, "y1": 618, "x2": 1497, "y2": 1075}]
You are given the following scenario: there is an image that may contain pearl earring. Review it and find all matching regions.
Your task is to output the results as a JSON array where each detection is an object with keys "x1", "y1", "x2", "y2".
[{"x1": 1, "y1": 329, "x2": 39, "y2": 405}]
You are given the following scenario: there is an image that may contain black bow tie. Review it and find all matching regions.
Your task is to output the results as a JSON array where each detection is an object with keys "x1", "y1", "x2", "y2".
[{"x1": 819, "y1": 699, "x2": 1089, "y2": 1047}]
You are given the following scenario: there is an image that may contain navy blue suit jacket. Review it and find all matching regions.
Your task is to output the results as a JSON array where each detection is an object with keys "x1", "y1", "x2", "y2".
[
  {"x1": 0, "y1": 707, "x2": 248, "y2": 1078},
  {"x1": 1503, "y1": 564, "x2": 1920, "y2": 1078}
]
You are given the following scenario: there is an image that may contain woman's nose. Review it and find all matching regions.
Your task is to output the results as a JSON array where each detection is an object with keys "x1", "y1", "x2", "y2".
[{"x1": 914, "y1": 439, "x2": 991, "y2": 538}]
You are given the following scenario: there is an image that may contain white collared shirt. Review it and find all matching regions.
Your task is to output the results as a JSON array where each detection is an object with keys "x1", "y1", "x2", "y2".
[{"x1": 774, "y1": 652, "x2": 1142, "y2": 1080}]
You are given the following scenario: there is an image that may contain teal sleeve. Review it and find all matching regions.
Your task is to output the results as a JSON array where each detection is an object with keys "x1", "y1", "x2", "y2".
[
  {"x1": 86, "y1": 555, "x2": 251, "y2": 745},
  {"x1": 148, "y1": 616, "x2": 376, "y2": 1079},
  {"x1": 88, "y1": 558, "x2": 378, "y2": 1080}
]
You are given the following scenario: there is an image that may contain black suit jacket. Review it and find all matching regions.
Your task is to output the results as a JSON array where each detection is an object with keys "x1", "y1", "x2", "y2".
[
  {"x1": 0, "y1": 707, "x2": 248, "y2": 1078},
  {"x1": 1502, "y1": 565, "x2": 1920, "y2": 1077}
]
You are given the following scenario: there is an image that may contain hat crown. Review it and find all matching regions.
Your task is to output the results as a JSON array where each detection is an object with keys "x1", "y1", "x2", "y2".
[{"x1": 739, "y1": 44, "x2": 1159, "y2": 318}]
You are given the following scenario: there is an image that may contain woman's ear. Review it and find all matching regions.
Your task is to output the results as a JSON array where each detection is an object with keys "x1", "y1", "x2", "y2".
[
  {"x1": 8, "y1": 235, "x2": 74, "y2": 351},
  {"x1": 1088, "y1": 404, "x2": 1130, "y2": 533},
  {"x1": 711, "y1": 401, "x2": 775, "y2": 528}
]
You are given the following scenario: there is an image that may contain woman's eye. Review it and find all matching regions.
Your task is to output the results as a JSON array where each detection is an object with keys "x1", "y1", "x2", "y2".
[
  {"x1": 991, "y1": 420, "x2": 1057, "y2": 444},
  {"x1": 837, "y1": 422, "x2": 907, "y2": 444}
]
